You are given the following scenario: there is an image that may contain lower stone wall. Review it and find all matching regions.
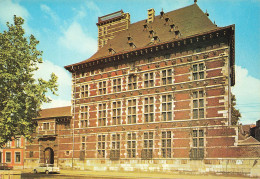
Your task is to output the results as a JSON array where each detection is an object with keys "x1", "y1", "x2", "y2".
[{"x1": 57, "y1": 158, "x2": 260, "y2": 177}]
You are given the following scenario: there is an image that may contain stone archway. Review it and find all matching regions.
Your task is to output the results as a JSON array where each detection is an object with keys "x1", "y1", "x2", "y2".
[{"x1": 44, "y1": 147, "x2": 54, "y2": 164}]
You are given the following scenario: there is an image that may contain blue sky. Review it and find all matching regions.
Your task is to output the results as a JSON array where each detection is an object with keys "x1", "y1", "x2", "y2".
[{"x1": 0, "y1": 0, "x2": 259, "y2": 124}]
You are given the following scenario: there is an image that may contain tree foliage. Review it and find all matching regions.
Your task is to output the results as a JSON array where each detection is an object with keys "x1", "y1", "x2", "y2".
[
  {"x1": 231, "y1": 93, "x2": 241, "y2": 125},
  {"x1": 0, "y1": 16, "x2": 58, "y2": 147}
]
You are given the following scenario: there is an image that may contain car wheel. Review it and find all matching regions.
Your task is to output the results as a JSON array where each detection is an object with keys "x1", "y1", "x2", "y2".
[
  {"x1": 45, "y1": 170, "x2": 49, "y2": 174},
  {"x1": 34, "y1": 169, "x2": 37, "y2": 174}
]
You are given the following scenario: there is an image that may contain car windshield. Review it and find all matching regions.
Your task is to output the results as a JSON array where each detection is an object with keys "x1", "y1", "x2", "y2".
[{"x1": 39, "y1": 164, "x2": 46, "y2": 167}]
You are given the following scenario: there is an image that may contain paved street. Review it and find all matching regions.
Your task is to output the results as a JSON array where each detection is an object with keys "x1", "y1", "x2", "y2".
[{"x1": 19, "y1": 169, "x2": 253, "y2": 179}]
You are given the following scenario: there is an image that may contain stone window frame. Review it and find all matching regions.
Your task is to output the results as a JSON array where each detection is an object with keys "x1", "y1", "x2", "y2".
[
  {"x1": 81, "y1": 136, "x2": 86, "y2": 150},
  {"x1": 80, "y1": 105, "x2": 89, "y2": 128},
  {"x1": 112, "y1": 101, "x2": 122, "y2": 125},
  {"x1": 144, "y1": 96, "x2": 155, "y2": 123},
  {"x1": 127, "y1": 132, "x2": 137, "y2": 158},
  {"x1": 161, "y1": 131, "x2": 172, "y2": 158},
  {"x1": 5, "y1": 152, "x2": 11, "y2": 163},
  {"x1": 127, "y1": 99, "x2": 137, "y2": 124},
  {"x1": 15, "y1": 152, "x2": 21, "y2": 163},
  {"x1": 81, "y1": 84, "x2": 89, "y2": 98},
  {"x1": 43, "y1": 122, "x2": 50, "y2": 130},
  {"x1": 15, "y1": 137, "x2": 21, "y2": 148},
  {"x1": 98, "y1": 103, "x2": 107, "y2": 126},
  {"x1": 190, "y1": 129, "x2": 205, "y2": 160},
  {"x1": 192, "y1": 62, "x2": 205, "y2": 80},
  {"x1": 161, "y1": 68, "x2": 173, "y2": 85},
  {"x1": 110, "y1": 133, "x2": 120, "y2": 159},
  {"x1": 192, "y1": 90, "x2": 205, "y2": 119},
  {"x1": 98, "y1": 81, "x2": 107, "y2": 95},
  {"x1": 142, "y1": 132, "x2": 153, "y2": 159},
  {"x1": 97, "y1": 134, "x2": 106, "y2": 158},
  {"x1": 128, "y1": 74, "x2": 137, "y2": 90},
  {"x1": 112, "y1": 78, "x2": 122, "y2": 93},
  {"x1": 6, "y1": 141, "x2": 11, "y2": 148},
  {"x1": 144, "y1": 72, "x2": 154, "y2": 88},
  {"x1": 161, "y1": 94, "x2": 173, "y2": 121}
]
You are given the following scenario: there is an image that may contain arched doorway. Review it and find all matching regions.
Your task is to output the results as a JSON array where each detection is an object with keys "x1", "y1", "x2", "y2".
[{"x1": 44, "y1": 147, "x2": 54, "y2": 164}]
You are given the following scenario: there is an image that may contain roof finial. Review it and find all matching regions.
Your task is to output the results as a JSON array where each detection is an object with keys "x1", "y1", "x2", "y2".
[{"x1": 194, "y1": 0, "x2": 197, "y2": 4}]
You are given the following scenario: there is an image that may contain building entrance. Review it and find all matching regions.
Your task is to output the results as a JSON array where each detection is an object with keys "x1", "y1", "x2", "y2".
[{"x1": 44, "y1": 147, "x2": 54, "y2": 164}]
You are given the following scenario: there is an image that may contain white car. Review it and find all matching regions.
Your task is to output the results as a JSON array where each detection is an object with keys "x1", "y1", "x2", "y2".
[{"x1": 33, "y1": 164, "x2": 60, "y2": 174}]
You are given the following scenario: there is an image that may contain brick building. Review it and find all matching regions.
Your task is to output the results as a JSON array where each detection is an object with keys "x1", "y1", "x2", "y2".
[
  {"x1": 24, "y1": 2, "x2": 260, "y2": 175},
  {"x1": 0, "y1": 137, "x2": 25, "y2": 169},
  {"x1": 24, "y1": 106, "x2": 71, "y2": 168}
]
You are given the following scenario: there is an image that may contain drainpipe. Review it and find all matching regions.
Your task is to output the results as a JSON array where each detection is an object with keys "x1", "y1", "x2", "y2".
[{"x1": 72, "y1": 69, "x2": 76, "y2": 169}]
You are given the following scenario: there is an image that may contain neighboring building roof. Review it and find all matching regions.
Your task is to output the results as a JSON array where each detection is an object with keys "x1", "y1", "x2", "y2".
[
  {"x1": 238, "y1": 133, "x2": 246, "y2": 141},
  {"x1": 36, "y1": 106, "x2": 71, "y2": 119},
  {"x1": 238, "y1": 136, "x2": 260, "y2": 146},
  {"x1": 240, "y1": 124, "x2": 256, "y2": 135},
  {"x1": 68, "y1": 4, "x2": 217, "y2": 67}
]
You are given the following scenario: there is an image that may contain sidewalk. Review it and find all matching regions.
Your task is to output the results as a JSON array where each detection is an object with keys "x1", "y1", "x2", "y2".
[{"x1": 20, "y1": 168, "x2": 252, "y2": 179}]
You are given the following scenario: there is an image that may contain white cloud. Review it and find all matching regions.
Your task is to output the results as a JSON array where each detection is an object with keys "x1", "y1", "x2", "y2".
[
  {"x1": 85, "y1": 1, "x2": 102, "y2": 16},
  {"x1": 34, "y1": 60, "x2": 72, "y2": 109},
  {"x1": 58, "y1": 21, "x2": 97, "y2": 55},
  {"x1": 232, "y1": 65, "x2": 260, "y2": 124},
  {"x1": 40, "y1": 4, "x2": 59, "y2": 25},
  {"x1": 42, "y1": 98, "x2": 71, "y2": 109},
  {"x1": 0, "y1": 0, "x2": 32, "y2": 33}
]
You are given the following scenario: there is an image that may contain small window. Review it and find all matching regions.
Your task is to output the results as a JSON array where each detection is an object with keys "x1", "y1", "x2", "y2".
[
  {"x1": 16, "y1": 138, "x2": 21, "y2": 148},
  {"x1": 43, "y1": 123, "x2": 50, "y2": 130},
  {"x1": 29, "y1": 151, "x2": 33, "y2": 158},
  {"x1": 192, "y1": 63, "x2": 205, "y2": 80}
]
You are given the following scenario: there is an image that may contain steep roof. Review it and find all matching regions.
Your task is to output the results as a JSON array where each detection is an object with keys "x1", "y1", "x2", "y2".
[
  {"x1": 66, "y1": 4, "x2": 218, "y2": 67},
  {"x1": 37, "y1": 106, "x2": 71, "y2": 119}
]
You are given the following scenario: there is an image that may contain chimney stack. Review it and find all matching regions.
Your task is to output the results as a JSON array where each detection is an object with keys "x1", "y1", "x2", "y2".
[{"x1": 148, "y1": 8, "x2": 155, "y2": 23}]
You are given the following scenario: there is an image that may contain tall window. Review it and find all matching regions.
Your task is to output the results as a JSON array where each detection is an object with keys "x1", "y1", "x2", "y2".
[
  {"x1": 127, "y1": 99, "x2": 137, "y2": 124},
  {"x1": 162, "y1": 69, "x2": 173, "y2": 85},
  {"x1": 112, "y1": 101, "x2": 121, "y2": 125},
  {"x1": 43, "y1": 123, "x2": 50, "y2": 130},
  {"x1": 127, "y1": 133, "x2": 136, "y2": 158},
  {"x1": 113, "y1": 78, "x2": 121, "y2": 93},
  {"x1": 162, "y1": 95, "x2": 173, "y2": 121},
  {"x1": 161, "y1": 131, "x2": 172, "y2": 158},
  {"x1": 80, "y1": 106, "x2": 88, "y2": 128},
  {"x1": 81, "y1": 84, "x2": 89, "y2": 98},
  {"x1": 6, "y1": 152, "x2": 11, "y2": 163},
  {"x1": 6, "y1": 141, "x2": 11, "y2": 148},
  {"x1": 15, "y1": 152, "x2": 21, "y2": 163},
  {"x1": 192, "y1": 63, "x2": 205, "y2": 80},
  {"x1": 142, "y1": 132, "x2": 153, "y2": 159},
  {"x1": 98, "y1": 103, "x2": 107, "y2": 126},
  {"x1": 144, "y1": 97, "x2": 154, "y2": 122},
  {"x1": 16, "y1": 138, "x2": 21, "y2": 148},
  {"x1": 190, "y1": 129, "x2": 204, "y2": 159},
  {"x1": 97, "y1": 135, "x2": 106, "y2": 158},
  {"x1": 81, "y1": 136, "x2": 86, "y2": 150},
  {"x1": 144, "y1": 72, "x2": 154, "y2": 88},
  {"x1": 98, "y1": 81, "x2": 106, "y2": 95},
  {"x1": 192, "y1": 90, "x2": 205, "y2": 119},
  {"x1": 128, "y1": 75, "x2": 137, "y2": 90},
  {"x1": 110, "y1": 134, "x2": 120, "y2": 159}
]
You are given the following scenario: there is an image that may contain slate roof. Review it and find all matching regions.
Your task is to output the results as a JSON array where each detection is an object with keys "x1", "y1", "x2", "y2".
[
  {"x1": 66, "y1": 4, "x2": 218, "y2": 67},
  {"x1": 36, "y1": 106, "x2": 71, "y2": 119}
]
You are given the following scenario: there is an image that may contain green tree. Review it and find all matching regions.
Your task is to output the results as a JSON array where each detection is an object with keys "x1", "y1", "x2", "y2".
[
  {"x1": 231, "y1": 93, "x2": 241, "y2": 125},
  {"x1": 0, "y1": 16, "x2": 58, "y2": 147}
]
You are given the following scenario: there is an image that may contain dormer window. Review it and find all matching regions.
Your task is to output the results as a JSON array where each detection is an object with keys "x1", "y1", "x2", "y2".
[
  {"x1": 129, "y1": 42, "x2": 136, "y2": 49},
  {"x1": 165, "y1": 17, "x2": 169, "y2": 22},
  {"x1": 149, "y1": 30, "x2": 154, "y2": 37},
  {"x1": 109, "y1": 48, "x2": 116, "y2": 55},
  {"x1": 143, "y1": 24, "x2": 148, "y2": 31},
  {"x1": 152, "y1": 36, "x2": 159, "y2": 43},
  {"x1": 127, "y1": 36, "x2": 132, "y2": 42},
  {"x1": 170, "y1": 24, "x2": 175, "y2": 32},
  {"x1": 160, "y1": 9, "x2": 164, "y2": 17},
  {"x1": 175, "y1": 30, "x2": 180, "y2": 36}
]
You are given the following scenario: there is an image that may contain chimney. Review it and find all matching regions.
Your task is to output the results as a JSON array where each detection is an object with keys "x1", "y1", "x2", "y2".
[{"x1": 147, "y1": 8, "x2": 155, "y2": 23}]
